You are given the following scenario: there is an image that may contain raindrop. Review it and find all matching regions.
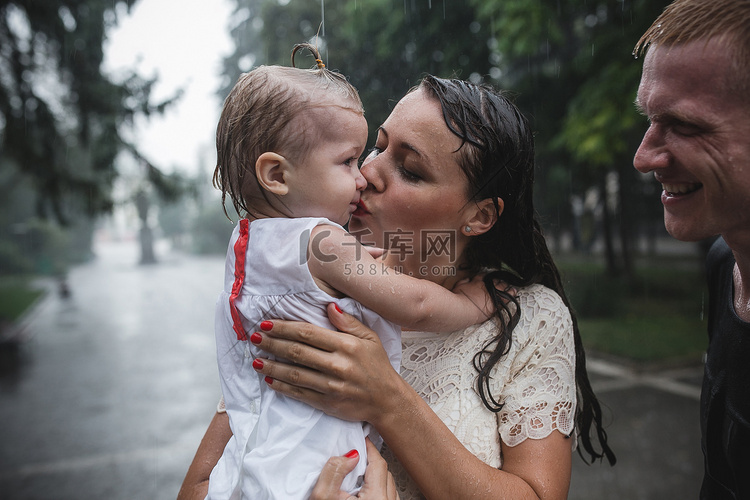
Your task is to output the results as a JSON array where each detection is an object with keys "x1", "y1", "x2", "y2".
[
  {"x1": 58, "y1": 6, "x2": 77, "y2": 32},
  {"x1": 300, "y1": 20, "x2": 313, "y2": 36},
  {"x1": 320, "y1": 0, "x2": 325, "y2": 37},
  {"x1": 238, "y1": 54, "x2": 255, "y2": 72}
]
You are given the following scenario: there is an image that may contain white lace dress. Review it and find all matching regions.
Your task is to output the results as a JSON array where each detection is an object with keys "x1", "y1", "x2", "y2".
[{"x1": 382, "y1": 284, "x2": 577, "y2": 500}]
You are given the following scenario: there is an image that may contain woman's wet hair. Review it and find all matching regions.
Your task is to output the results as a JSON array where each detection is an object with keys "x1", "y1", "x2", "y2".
[
  {"x1": 214, "y1": 43, "x2": 363, "y2": 219},
  {"x1": 419, "y1": 75, "x2": 615, "y2": 465}
]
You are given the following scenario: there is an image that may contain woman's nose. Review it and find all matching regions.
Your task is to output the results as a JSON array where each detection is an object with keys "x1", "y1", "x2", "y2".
[
  {"x1": 360, "y1": 158, "x2": 384, "y2": 192},
  {"x1": 633, "y1": 124, "x2": 670, "y2": 174}
]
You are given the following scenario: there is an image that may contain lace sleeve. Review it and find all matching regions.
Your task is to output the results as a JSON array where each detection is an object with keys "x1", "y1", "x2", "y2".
[{"x1": 493, "y1": 285, "x2": 577, "y2": 447}]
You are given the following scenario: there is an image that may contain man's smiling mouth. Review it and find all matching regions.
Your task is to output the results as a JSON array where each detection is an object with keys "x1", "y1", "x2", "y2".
[{"x1": 662, "y1": 182, "x2": 702, "y2": 196}]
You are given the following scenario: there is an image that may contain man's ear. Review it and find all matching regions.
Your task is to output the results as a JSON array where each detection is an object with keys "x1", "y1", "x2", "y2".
[
  {"x1": 255, "y1": 152, "x2": 291, "y2": 196},
  {"x1": 463, "y1": 197, "x2": 502, "y2": 236}
]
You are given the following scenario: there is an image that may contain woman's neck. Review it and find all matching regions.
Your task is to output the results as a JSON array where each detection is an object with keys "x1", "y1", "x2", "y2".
[{"x1": 382, "y1": 253, "x2": 469, "y2": 290}]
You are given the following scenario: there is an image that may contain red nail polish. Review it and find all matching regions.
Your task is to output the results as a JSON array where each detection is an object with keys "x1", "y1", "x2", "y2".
[
  {"x1": 264, "y1": 376, "x2": 273, "y2": 385},
  {"x1": 334, "y1": 304, "x2": 342, "y2": 314},
  {"x1": 260, "y1": 320, "x2": 273, "y2": 331},
  {"x1": 250, "y1": 332, "x2": 262, "y2": 344},
  {"x1": 252, "y1": 358, "x2": 264, "y2": 370},
  {"x1": 344, "y1": 449, "x2": 359, "y2": 459}
]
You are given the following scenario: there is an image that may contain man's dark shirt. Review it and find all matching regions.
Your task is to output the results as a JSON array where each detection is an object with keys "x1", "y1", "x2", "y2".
[{"x1": 701, "y1": 237, "x2": 750, "y2": 499}]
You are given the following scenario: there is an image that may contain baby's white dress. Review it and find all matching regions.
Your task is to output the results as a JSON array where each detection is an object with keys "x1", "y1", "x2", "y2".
[{"x1": 206, "y1": 217, "x2": 401, "y2": 500}]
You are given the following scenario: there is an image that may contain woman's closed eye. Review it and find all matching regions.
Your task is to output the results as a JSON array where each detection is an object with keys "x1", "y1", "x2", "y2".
[{"x1": 397, "y1": 164, "x2": 422, "y2": 182}]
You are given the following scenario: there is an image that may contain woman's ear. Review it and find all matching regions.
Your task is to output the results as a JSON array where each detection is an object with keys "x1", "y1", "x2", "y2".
[
  {"x1": 255, "y1": 152, "x2": 291, "y2": 196},
  {"x1": 463, "y1": 197, "x2": 502, "y2": 236}
]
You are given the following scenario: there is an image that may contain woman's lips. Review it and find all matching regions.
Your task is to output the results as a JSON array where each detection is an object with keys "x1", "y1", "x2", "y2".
[{"x1": 352, "y1": 200, "x2": 370, "y2": 217}]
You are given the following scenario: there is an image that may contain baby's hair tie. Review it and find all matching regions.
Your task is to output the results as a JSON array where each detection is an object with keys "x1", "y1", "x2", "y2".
[{"x1": 291, "y1": 42, "x2": 326, "y2": 71}]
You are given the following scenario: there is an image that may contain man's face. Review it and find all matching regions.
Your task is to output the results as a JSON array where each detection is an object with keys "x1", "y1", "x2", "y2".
[{"x1": 634, "y1": 39, "x2": 750, "y2": 245}]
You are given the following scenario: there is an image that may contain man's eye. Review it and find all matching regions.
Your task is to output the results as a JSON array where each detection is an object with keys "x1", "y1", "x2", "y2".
[{"x1": 672, "y1": 122, "x2": 701, "y2": 136}]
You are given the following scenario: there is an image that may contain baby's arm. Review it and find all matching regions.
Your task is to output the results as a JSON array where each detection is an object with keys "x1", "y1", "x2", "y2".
[{"x1": 307, "y1": 225, "x2": 491, "y2": 332}]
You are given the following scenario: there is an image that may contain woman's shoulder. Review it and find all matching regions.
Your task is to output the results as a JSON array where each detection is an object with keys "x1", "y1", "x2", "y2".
[
  {"x1": 517, "y1": 283, "x2": 569, "y2": 315},
  {"x1": 513, "y1": 283, "x2": 573, "y2": 346}
]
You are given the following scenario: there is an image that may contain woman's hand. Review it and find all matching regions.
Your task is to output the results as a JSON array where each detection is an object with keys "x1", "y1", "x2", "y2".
[
  {"x1": 311, "y1": 439, "x2": 400, "y2": 500},
  {"x1": 250, "y1": 303, "x2": 404, "y2": 425}
]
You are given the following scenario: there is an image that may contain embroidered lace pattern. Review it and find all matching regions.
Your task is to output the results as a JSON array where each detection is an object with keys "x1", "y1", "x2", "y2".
[{"x1": 382, "y1": 284, "x2": 577, "y2": 500}]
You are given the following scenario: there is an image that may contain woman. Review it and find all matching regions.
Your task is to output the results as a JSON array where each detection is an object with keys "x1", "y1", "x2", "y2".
[{"x1": 179, "y1": 75, "x2": 614, "y2": 500}]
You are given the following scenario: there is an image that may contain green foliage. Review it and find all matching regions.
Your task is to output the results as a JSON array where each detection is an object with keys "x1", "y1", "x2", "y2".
[
  {"x1": 0, "y1": 0, "x2": 181, "y2": 224},
  {"x1": 561, "y1": 256, "x2": 708, "y2": 363},
  {"x1": 0, "y1": 278, "x2": 43, "y2": 322},
  {"x1": 579, "y1": 315, "x2": 706, "y2": 363},
  {"x1": 469, "y1": 0, "x2": 671, "y2": 173}
]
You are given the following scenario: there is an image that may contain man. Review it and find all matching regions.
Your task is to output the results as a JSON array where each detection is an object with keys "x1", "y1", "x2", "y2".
[{"x1": 633, "y1": 0, "x2": 750, "y2": 497}]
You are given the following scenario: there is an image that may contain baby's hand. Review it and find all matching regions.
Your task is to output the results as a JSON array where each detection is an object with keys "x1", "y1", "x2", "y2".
[{"x1": 453, "y1": 274, "x2": 494, "y2": 321}]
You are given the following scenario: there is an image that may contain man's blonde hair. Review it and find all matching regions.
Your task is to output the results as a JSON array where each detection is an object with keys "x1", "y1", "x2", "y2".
[{"x1": 634, "y1": 0, "x2": 750, "y2": 92}]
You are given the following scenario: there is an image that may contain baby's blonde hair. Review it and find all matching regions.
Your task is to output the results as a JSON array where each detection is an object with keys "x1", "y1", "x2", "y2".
[{"x1": 214, "y1": 43, "x2": 363, "y2": 219}]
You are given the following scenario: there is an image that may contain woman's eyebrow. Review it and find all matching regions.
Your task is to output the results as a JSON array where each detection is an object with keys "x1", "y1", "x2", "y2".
[{"x1": 377, "y1": 125, "x2": 425, "y2": 159}]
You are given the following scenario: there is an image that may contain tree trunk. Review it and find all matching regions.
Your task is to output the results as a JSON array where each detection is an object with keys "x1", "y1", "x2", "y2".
[
  {"x1": 601, "y1": 174, "x2": 619, "y2": 277},
  {"x1": 136, "y1": 189, "x2": 157, "y2": 265}
]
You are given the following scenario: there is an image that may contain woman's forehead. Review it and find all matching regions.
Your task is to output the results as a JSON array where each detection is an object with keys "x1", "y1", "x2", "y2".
[{"x1": 385, "y1": 91, "x2": 463, "y2": 160}]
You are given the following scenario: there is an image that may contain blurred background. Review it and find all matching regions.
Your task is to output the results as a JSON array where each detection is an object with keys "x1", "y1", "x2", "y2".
[{"x1": 0, "y1": 0, "x2": 709, "y2": 498}]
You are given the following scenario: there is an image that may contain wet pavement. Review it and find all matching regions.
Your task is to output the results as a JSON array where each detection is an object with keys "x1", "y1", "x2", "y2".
[{"x1": 0, "y1": 240, "x2": 704, "y2": 499}]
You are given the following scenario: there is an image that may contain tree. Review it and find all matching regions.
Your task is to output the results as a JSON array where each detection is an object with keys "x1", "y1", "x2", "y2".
[
  {"x1": 470, "y1": 0, "x2": 672, "y2": 278},
  {"x1": 0, "y1": 0, "x2": 181, "y2": 225}
]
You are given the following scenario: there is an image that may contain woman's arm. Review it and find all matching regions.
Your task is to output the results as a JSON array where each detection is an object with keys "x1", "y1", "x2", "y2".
[
  {"x1": 252, "y1": 304, "x2": 572, "y2": 499},
  {"x1": 307, "y1": 225, "x2": 491, "y2": 332},
  {"x1": 177, "y1": 411, "x2": 232, "y2": 500}
]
